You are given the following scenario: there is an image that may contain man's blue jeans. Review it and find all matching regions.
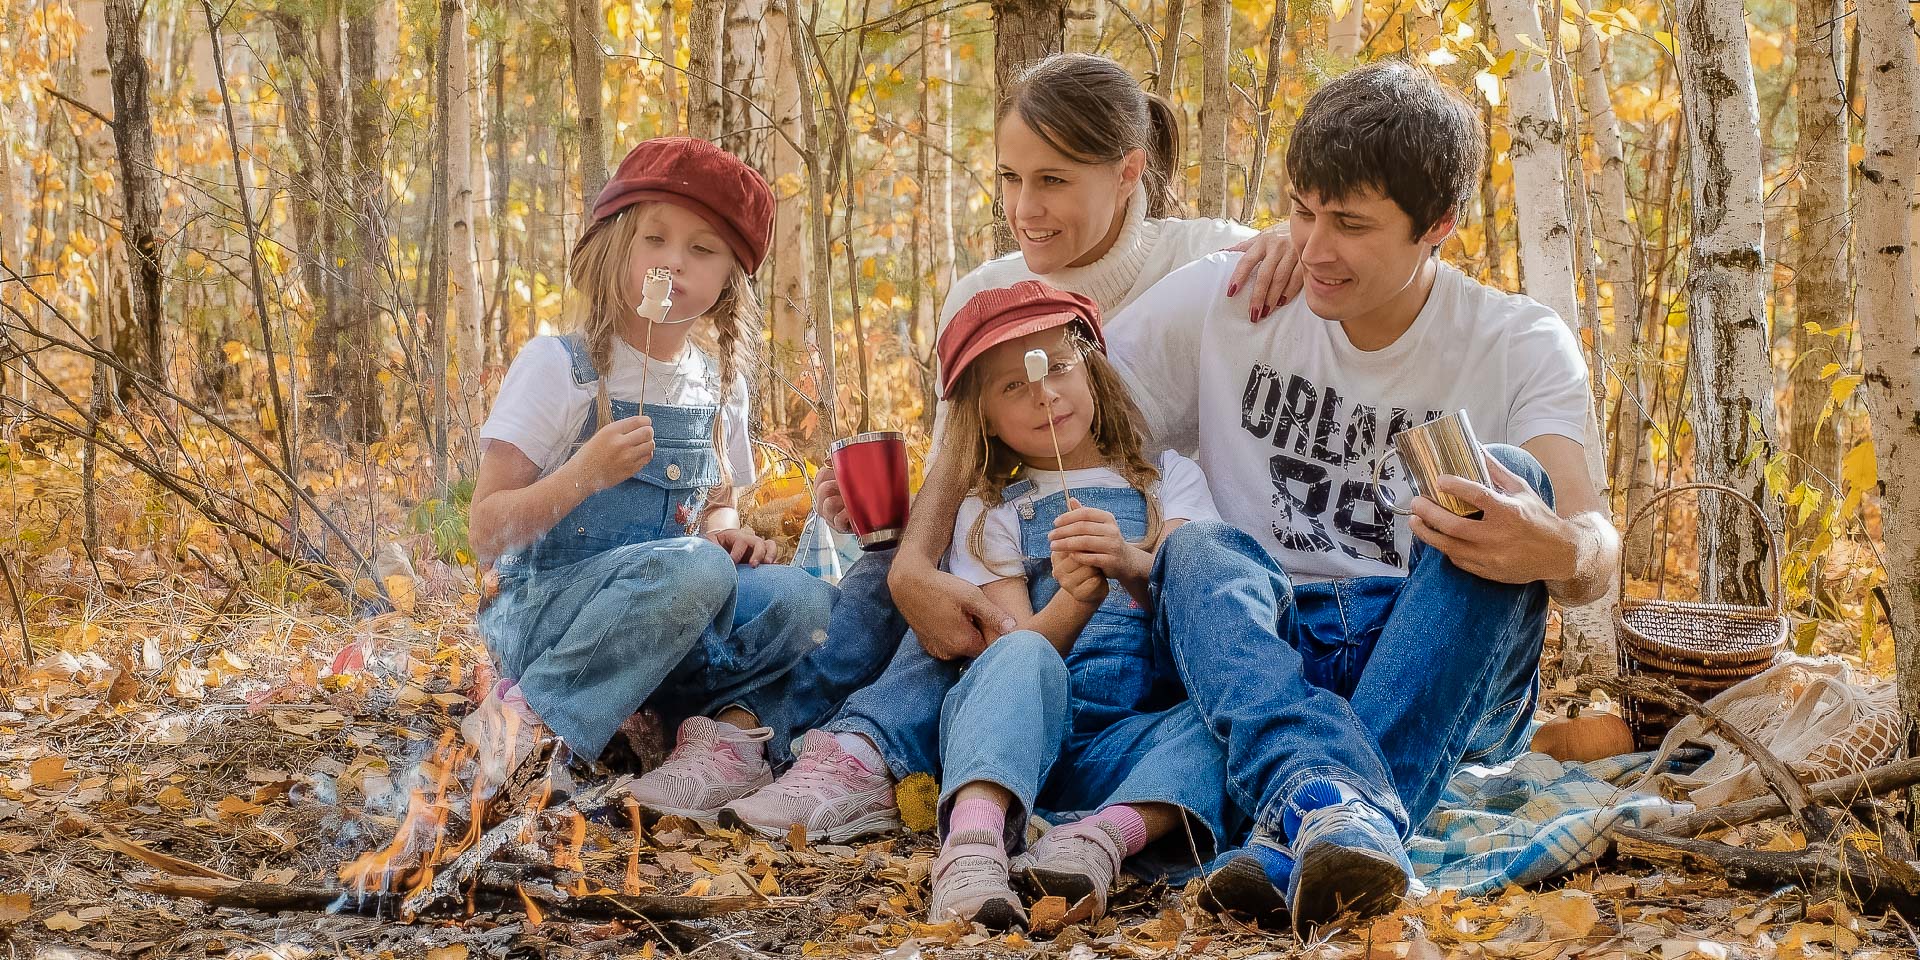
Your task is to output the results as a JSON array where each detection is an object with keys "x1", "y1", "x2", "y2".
[{"x1": 1151, "y1": 443, "x2": 1551, "y2": 840}]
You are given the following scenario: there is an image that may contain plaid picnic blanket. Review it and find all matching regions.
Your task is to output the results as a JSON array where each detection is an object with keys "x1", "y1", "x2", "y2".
[
  {"x1": 791, "y1": 513, "x2": 864, "y2": 584},
  {"x1": 1407, "y1": 751, "x2": 1699, "y2": 896}
]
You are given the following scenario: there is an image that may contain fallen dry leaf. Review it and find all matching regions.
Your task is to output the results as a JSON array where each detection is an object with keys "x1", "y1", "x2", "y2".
[
  {"x1": 1535, "y1": 889, "x2": 1600, "y2": 939},
  {"x1": 424, "y1": 947, "x2": 468, "y2": 960},
  {"x1": 0, "y1": 893, "x2": 28, "y2": 923},
  {"x1": 29, "y1": 755, "x2": 70, "y2": 787},
  {"x1": 42, "y1": 910, "x2": 87, "y2": 931}
]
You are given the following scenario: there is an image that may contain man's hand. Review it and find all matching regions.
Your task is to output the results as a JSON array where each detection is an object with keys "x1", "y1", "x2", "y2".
[
  {"x1": 891, "y1": 559, "x2": 1017, "y2": 660},
  {"x1": 1051, "y1": 551, "x2": 1109, "y2": 606},
  {"x1": 706, "y1": 526, "x2": 777, "y2": 566},
  {"x1": 1408, "y1": 452, "x2": 1578, "y2": 585},
  {"x1": 814, "y1": 465, "x2": 853, "y2": 534}
]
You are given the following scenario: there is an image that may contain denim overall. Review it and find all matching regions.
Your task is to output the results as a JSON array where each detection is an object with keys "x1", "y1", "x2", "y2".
[
  {"x1": 478, "y1": 334, "x2": 837, "y2": 763},
  {"x1": 935, "y1": 481, "x2": 1236, "y2": 872}
]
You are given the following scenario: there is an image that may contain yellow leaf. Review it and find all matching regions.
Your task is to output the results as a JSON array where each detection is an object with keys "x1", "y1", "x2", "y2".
[
  {"x1": 384, "y1": 574, "x2": 416, "y2": 616},
  {"x1": 0, "y1": 893, "x2": 28, "y2": 923},
  {"x1": 43, "y1": 911, "x2": 87, "y2": 931},
  {"x1": 756, "y1": 870, "x2": 781, "y2": 896},
  {"x1": 1331, "y1": 0, "x2": 1353, "y2": 18},
  {"x1": 1536, "y1": 889, "x2": 1600, "y2": 939},
  {"x1": 426, "y1": 946, "x2": 470, "y2": 960},
  {"x1": 896, "y1": 772, "x2": 940, "y2": 832},
  {"x1": 222, "y1": 340, "x2": 249, "y2": 364},
  {"x1": 1841, "y1": 439, "x2": 1877, "y2": 513},
  {"x1": 30, "y1": 755, "x2": 70, "y2": 787},
  {"x1": 155, "y1": 784, "x2": 192, "y2": 812},
  {"x1": 1829, "y1": 374, "x2": 1863, "y2": 406},
  {"x1": 1561, "y1": 0, "x2": 1586, "y2": 18},
  {"x1": 1818, "y1": 362, "x2": 1841, "y2": 378}
]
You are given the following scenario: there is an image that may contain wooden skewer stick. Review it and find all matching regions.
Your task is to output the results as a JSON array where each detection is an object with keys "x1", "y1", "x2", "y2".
[
  {"x1": 1025, "y1": 348, "x2": 1071, "y2": 505},
  {"x1": 636, "y1": 266, "x2": 676, "y2": 405}
]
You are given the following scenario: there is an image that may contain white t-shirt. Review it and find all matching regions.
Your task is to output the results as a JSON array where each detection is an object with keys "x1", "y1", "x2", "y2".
[
  {"x1": 948, "y1": 451, "x2": 1220, "y2": 586},
  {"x1": 1110, "y1": 252, "x2": 1591, "y2": 583},
  {"x1": 480, "y1": 334, "x2": 755, "y2": 484}
]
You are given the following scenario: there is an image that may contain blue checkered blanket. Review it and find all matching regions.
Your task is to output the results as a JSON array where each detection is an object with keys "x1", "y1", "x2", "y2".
[{"x1": 1407, "y1": 751, "x2": 1697, "y2": 895}]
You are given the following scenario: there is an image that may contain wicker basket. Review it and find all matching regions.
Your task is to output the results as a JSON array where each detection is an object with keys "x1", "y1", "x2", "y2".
[{"x1": 1615, "y1": 483, "x2": 1788, "y2": 748}]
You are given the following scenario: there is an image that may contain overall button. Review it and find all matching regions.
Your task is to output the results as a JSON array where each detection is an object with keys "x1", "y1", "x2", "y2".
[{"x1": 665, "y1": 463, "x2": 682, "y2": 481}]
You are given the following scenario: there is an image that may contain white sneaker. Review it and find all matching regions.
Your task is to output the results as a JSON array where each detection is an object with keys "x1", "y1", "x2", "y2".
[
  {"x1": 627, "y1": 716, "x2": 774, "y2": 820},
  {"x1": 721, "y1": 730, "x2": 903, "y2": 842}
]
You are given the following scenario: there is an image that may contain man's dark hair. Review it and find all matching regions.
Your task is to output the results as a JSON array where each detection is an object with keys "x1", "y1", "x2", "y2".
[{"x1": 1285, "y1": 61, "x2": 1485, "y2": 240}]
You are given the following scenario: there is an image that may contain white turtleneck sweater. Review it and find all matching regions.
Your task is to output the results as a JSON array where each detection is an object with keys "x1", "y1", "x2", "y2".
[{"x1": 936, "y1": 183, "x2": 1259, "y2": 337}]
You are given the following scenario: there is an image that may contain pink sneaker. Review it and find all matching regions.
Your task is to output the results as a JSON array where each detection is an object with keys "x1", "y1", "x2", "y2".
[
  {"x1": 461, "y1": 679, "x2": 545, "y2": 800},
  {"x1": 721, "y1": 730, "x2": 903, "y2": 842},
  {"x1": 627, "y1": 717, "x2": 774, "y2": 820}
]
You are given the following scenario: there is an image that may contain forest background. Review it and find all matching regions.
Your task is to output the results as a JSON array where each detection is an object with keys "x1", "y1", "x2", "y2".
[{"x1": 0, "y1": 0, "x2": 1919, "y2": 951}]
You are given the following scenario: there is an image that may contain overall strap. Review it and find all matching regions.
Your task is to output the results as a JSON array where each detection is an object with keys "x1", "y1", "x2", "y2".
[{"x1": 557, "y1": 333, "x2": 614, "y2": 429}]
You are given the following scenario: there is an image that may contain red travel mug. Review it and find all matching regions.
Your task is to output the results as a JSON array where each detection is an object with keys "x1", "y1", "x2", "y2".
[{"x1": 828, "y1": 431, "x2": 911, "y2": 550}]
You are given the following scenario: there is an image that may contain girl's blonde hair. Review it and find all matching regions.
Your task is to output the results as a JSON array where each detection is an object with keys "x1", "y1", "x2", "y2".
[
  {"x1": 942, "y1": 327, "x2": 1163, "y2": 577},
  {"x1": 569, "y1": 202, "x2": 760, "y2": 487}
]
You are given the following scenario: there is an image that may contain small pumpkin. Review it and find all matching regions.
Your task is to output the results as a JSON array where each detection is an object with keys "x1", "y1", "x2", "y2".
[{"x1": 1530, "y1": 703, "x2": 1636, "y2": 762}]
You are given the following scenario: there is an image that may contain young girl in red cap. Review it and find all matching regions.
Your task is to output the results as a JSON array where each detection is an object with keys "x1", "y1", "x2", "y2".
[
  {"x1": 464, "y1": 137, "x2": 835, "y2": 815},
  {"x1": 916, "y1": 281, "x2": 1232, "y2": 928}
]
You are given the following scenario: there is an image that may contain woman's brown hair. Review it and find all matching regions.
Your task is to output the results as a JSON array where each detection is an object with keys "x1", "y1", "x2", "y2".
[
  {"x1": 1001, "y1": 53, "x2": 1183, "y2": 219},
  {"x1": 942, "y1": 328, "x2": 1164, "y2": 578}
]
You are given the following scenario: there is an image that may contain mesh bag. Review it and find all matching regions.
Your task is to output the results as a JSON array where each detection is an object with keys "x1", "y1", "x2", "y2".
[{"x1": 1637, "y1": 657, "x2": 1904, "y2": 806}]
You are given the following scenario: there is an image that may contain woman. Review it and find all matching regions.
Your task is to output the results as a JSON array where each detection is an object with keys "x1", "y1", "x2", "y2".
[{"x1": 718, "y1": 52, "x2": 1301, "y2": 844}]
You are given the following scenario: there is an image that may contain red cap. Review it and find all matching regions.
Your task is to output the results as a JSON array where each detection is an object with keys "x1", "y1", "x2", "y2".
[
  {"x1": 936, "y1": 281, "x2": 1105, "y2": 399},
  {"x1": 583, "y1": 137, "x2": 775, "y2": 272}
]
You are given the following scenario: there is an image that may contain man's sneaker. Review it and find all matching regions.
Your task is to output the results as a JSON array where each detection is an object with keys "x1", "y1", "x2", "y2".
[
  {"x1": 626, "y1": 717, "x2": 774, "y2": 820},
  {"x1": 720, "y1": 730, "x2": 902, "y2": 842},
  {"x1": 1197, "y1": 835, "x2": 1294, "y2": 924},
  {"x1": 462, "y1": 679, "x2": 545, "y2": 800},
  {"x1": 1284, "y1": 781, "x2": 1412, "y2": 935},
  {"x1": 930, "y1": 829, "x2": 1026, "y2": 930},
  {"x1": 1013, "y1": 819, "x2": 1125, "y2": 920}
]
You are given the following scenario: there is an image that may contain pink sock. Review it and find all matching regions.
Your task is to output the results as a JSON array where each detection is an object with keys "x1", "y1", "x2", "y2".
[
  {"x1": 947, "y1": 796, "x2": 1008, "y2": 842},
  {"x1": 1081, "y1": 804, "x2": 1150, "y2": 856}
]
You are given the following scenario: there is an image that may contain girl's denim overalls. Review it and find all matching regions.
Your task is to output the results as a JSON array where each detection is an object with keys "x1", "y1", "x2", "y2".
[
  {"x1": 478, "y1": 334, "x2": 835, "y2": 762},
  {"x1": 934, "y1": 480, "x2": 1236, "y2": 872}
]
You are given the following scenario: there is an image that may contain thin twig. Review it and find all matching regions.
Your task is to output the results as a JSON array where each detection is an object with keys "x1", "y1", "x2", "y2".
[{"x1": 0, "y1": 552, "x2": 29, "y2": 663}]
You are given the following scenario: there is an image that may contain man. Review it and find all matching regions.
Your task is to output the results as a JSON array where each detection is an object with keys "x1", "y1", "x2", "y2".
[{"x1": 1092, "y1": 61, "x2": 1619, "y2": 933}]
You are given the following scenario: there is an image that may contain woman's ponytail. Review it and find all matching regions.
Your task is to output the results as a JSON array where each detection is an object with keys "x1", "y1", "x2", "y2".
[{"x1": 1142, "y1": 93, "x2": 1183, "y2": 219}]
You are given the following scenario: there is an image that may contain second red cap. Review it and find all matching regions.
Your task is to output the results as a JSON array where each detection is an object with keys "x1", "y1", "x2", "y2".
[{"x1": 936, "y1": 280, "x2": 1105, "y2": 399}]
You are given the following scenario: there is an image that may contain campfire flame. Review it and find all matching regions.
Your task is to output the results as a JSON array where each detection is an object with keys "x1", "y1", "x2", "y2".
[
  {"x1": 624, "y1": 797, "x2": 645, "y2": 895},
  {"x1": 336, "y1": 730, "x2": 476, "y2": 904}
]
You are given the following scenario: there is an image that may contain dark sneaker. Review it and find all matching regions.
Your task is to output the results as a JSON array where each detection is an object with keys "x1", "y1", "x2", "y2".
[
  {"x1": 1284, "y1": 781, "x2": 1411, "y2": 935},
  {"x1": 1198, "y1": 835, "x2": 1294, "y2": 924}
]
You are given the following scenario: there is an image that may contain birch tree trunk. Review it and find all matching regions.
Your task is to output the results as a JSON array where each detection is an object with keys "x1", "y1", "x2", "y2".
[
  {"x1": 1493, "y1": 0, "x2": 1616, "y2": 675},
  {"x1": 1579, "y1": 25, "x2": 1657, "y2": 579},
  {"x1": 0, "y1": 101, "x2": 24, "y2": 413},
  {"x1": 1329, "y1": 0, "x2": 1362, "y2": 57},
  {"x1": 785, "y1": 0, "x2": 835, "y2": 445},
  {"x1": 1786, "y1": 0, "x2": 1848, "y2": 496},
  {"x1": 1241, "y1": 2, "x2": 1287, "y2": 223},
  {"x1": 687, "y1": 0, "x2": 727, "y2": 140},
  {"x1": 74, "y1": 0, "x2": 123, "y2": 393},
  {"x1": 447, "y1": 0, "x2": 484, "y2": 451},
  {"x1": 721, "y1": 0, "x2": 767, "y2": 163},
  {"x1": 430, "y1": 0, "x2": 455, "y2": 488},
  {"x1": 1855, "y1": 0, "x2": 1920, "y2": 736},
  {"x1": 104, "y1": 0, "x2": 164, "y2": 387},
  {"x1": 1676, "y1": 0, "x2": 1781, "y2": 606},
  {"x1": 1153, "y1": 0, "x2": 1184, "y2": 100},
  {"x1": 990, "y1": 0, "x2": 1067, "y2": 110},
  {"x1": 338, "y1": 14, "x2": 387, "y2": 443},
  {"x1": 1194, "y1": 0, "x2": 1229, "y2": 219},
  {"x1": 765, "y1": 0, "x2": 809, "y2": 427},
  {"x1": 569, "y1": 0, "x2": 607, "y2": 210},
  {"x1": 659, "y1": 0, "x2": 681, "y2": 134}
]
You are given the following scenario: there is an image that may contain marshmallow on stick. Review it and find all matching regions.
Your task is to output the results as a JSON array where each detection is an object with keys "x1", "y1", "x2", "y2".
[
  {"x1": 1025, "y1": 348, "x2": 1071, "y2": 504},
  {"x1": 637, "y1": 267, "x2": 676, "y2": 401}
]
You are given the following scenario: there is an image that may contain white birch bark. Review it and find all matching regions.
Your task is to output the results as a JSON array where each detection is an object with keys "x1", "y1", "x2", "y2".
[
  {"x1": 1579, "y1": 25, "x2": 1657, "y2": 579},
  {"x1": 1194, "y1": 0, "x2": 1229, "y2": 218},
  {"x1": 1855, "y1": 0, "x2": 1920, "y2": 728},
  {"x1": 1675, "y1": 0, "x2": 1782, "y2": 606},
  {"x1": 1154, "y1": 0, "x2": 1184, "y2": 100},
  {"x1": 764, "y1": 0, "x2": 807, "y2": 427},
  {"x1": 1494, "y1": 0, "x2": 1615, "y2": 675},
  {"x1": 721, "y1": 0, "x2": 766, "y2": 162},
  {"x1": 447, "y1": 0, "x2": 484, "y2": 418}
]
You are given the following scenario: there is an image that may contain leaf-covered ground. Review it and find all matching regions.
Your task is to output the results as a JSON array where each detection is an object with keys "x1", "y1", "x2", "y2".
[{"x1": 1, "y1": 564, "x2": 1912, "y2": 960}]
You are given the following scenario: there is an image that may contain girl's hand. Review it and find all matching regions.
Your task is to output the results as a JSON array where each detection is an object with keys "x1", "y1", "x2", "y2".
[
  {"x1": 1051, "y1": 551, "x2": 1109, "y2": 606},
  {"x1": 568, "y1": 415, "x2": 655, "y2": 494},
  {"x1": 1048, "y1": 500, "x2": 1154, "y2": 584},
  {"x1": 814, "y1": 465, "x2": 854, "y2": 534},
  {"x1": 706, "y1": 526, "x2": 778, "y2": 566},
  {"x1": 1225, "y1": 224, "x2": 1306, "y2": 322}
]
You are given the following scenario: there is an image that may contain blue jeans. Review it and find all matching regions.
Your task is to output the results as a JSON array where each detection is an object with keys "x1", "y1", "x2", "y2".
[
  {"x1": 764, "y1": 546, "x2": 913, "y2": 742},
  {"x1": 936, "y1": 631, "x2": 1231, "y2": 875},
  {"x1": 481, "y1": 537, "x2": 837, "y2": 763},
  {"x1": 1150, "y1": 443, "x2": 1550, "y2": 840}
]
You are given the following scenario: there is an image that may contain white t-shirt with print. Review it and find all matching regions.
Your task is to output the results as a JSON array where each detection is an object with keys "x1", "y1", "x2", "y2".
[
  {"x1": 1109, "y1": 252, "x2": 1591, "y2": 583},
  {"x1": 480, "y1": 334, "x2": 755, "y2": 483},
  {"x1": 948, "y1": 450, "x2": 1221, "y2": 587}
]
